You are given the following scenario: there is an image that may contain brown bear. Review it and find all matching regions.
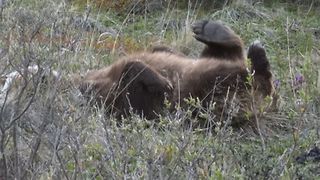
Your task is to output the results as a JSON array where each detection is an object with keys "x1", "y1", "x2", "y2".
[{"x1": 79, "y1": 20, "x2": 274, "y2": 127}]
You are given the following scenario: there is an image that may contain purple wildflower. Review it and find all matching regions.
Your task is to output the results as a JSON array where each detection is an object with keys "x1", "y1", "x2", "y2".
[
  {"x1": 292, "y1": 73, "x2": 305, "y2": 92},
  {"x1": 273, "y1": 79, "x2": 281, "y2": 89},
  {"x1": 294, "y1": 73, "x2": 305, "y2": 87}
]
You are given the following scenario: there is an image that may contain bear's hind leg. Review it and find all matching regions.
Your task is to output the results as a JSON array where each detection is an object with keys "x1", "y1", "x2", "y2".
[{"x1": 192, "y1": 20, "x2": 244, "y2": 60}]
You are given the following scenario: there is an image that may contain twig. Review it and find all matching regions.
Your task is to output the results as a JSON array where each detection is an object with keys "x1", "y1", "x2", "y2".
[{"x1": 0, "y1": 130, "x2": 8, "y2": 179}]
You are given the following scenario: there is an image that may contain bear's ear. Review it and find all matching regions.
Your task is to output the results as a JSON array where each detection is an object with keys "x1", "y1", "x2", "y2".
[
  {"x1": 192, "y1": 20, "x2": 244, "y2": 59},
  {"x1": 247, "y1": 40, "x2": 273, "y2": 96},
  {"x1": 117, "y1": 61, "x2": 173, "y2": 119}
]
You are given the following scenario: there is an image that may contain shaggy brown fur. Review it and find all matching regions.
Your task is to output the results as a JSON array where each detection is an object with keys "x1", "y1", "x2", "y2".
[
  {"x1": 150, "y1": 45, "x2": 184, "y2": 56},
  {"x1": 80, "y1": 20, "x2": 274, "y2": 127}
]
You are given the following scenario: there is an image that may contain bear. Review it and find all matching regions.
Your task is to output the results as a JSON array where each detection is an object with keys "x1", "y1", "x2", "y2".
[{"x1": 79, "y1": 20, "x2": 274, "y2": 128}]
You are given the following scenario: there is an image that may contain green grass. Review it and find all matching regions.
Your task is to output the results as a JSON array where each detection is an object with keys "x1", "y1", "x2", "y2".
[{"x1": 0, "y1": 0, "x2": 319, "y2": 179}]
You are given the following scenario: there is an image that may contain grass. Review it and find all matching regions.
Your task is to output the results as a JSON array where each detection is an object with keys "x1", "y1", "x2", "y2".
[{"x1": 0, "y1": 0, "x2": 319, "y2": 179}]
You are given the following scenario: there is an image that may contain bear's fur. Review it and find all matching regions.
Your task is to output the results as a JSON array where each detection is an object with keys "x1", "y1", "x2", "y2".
[{"x1": 79, "y1": 20, "x2": 274, "y2": 127}]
